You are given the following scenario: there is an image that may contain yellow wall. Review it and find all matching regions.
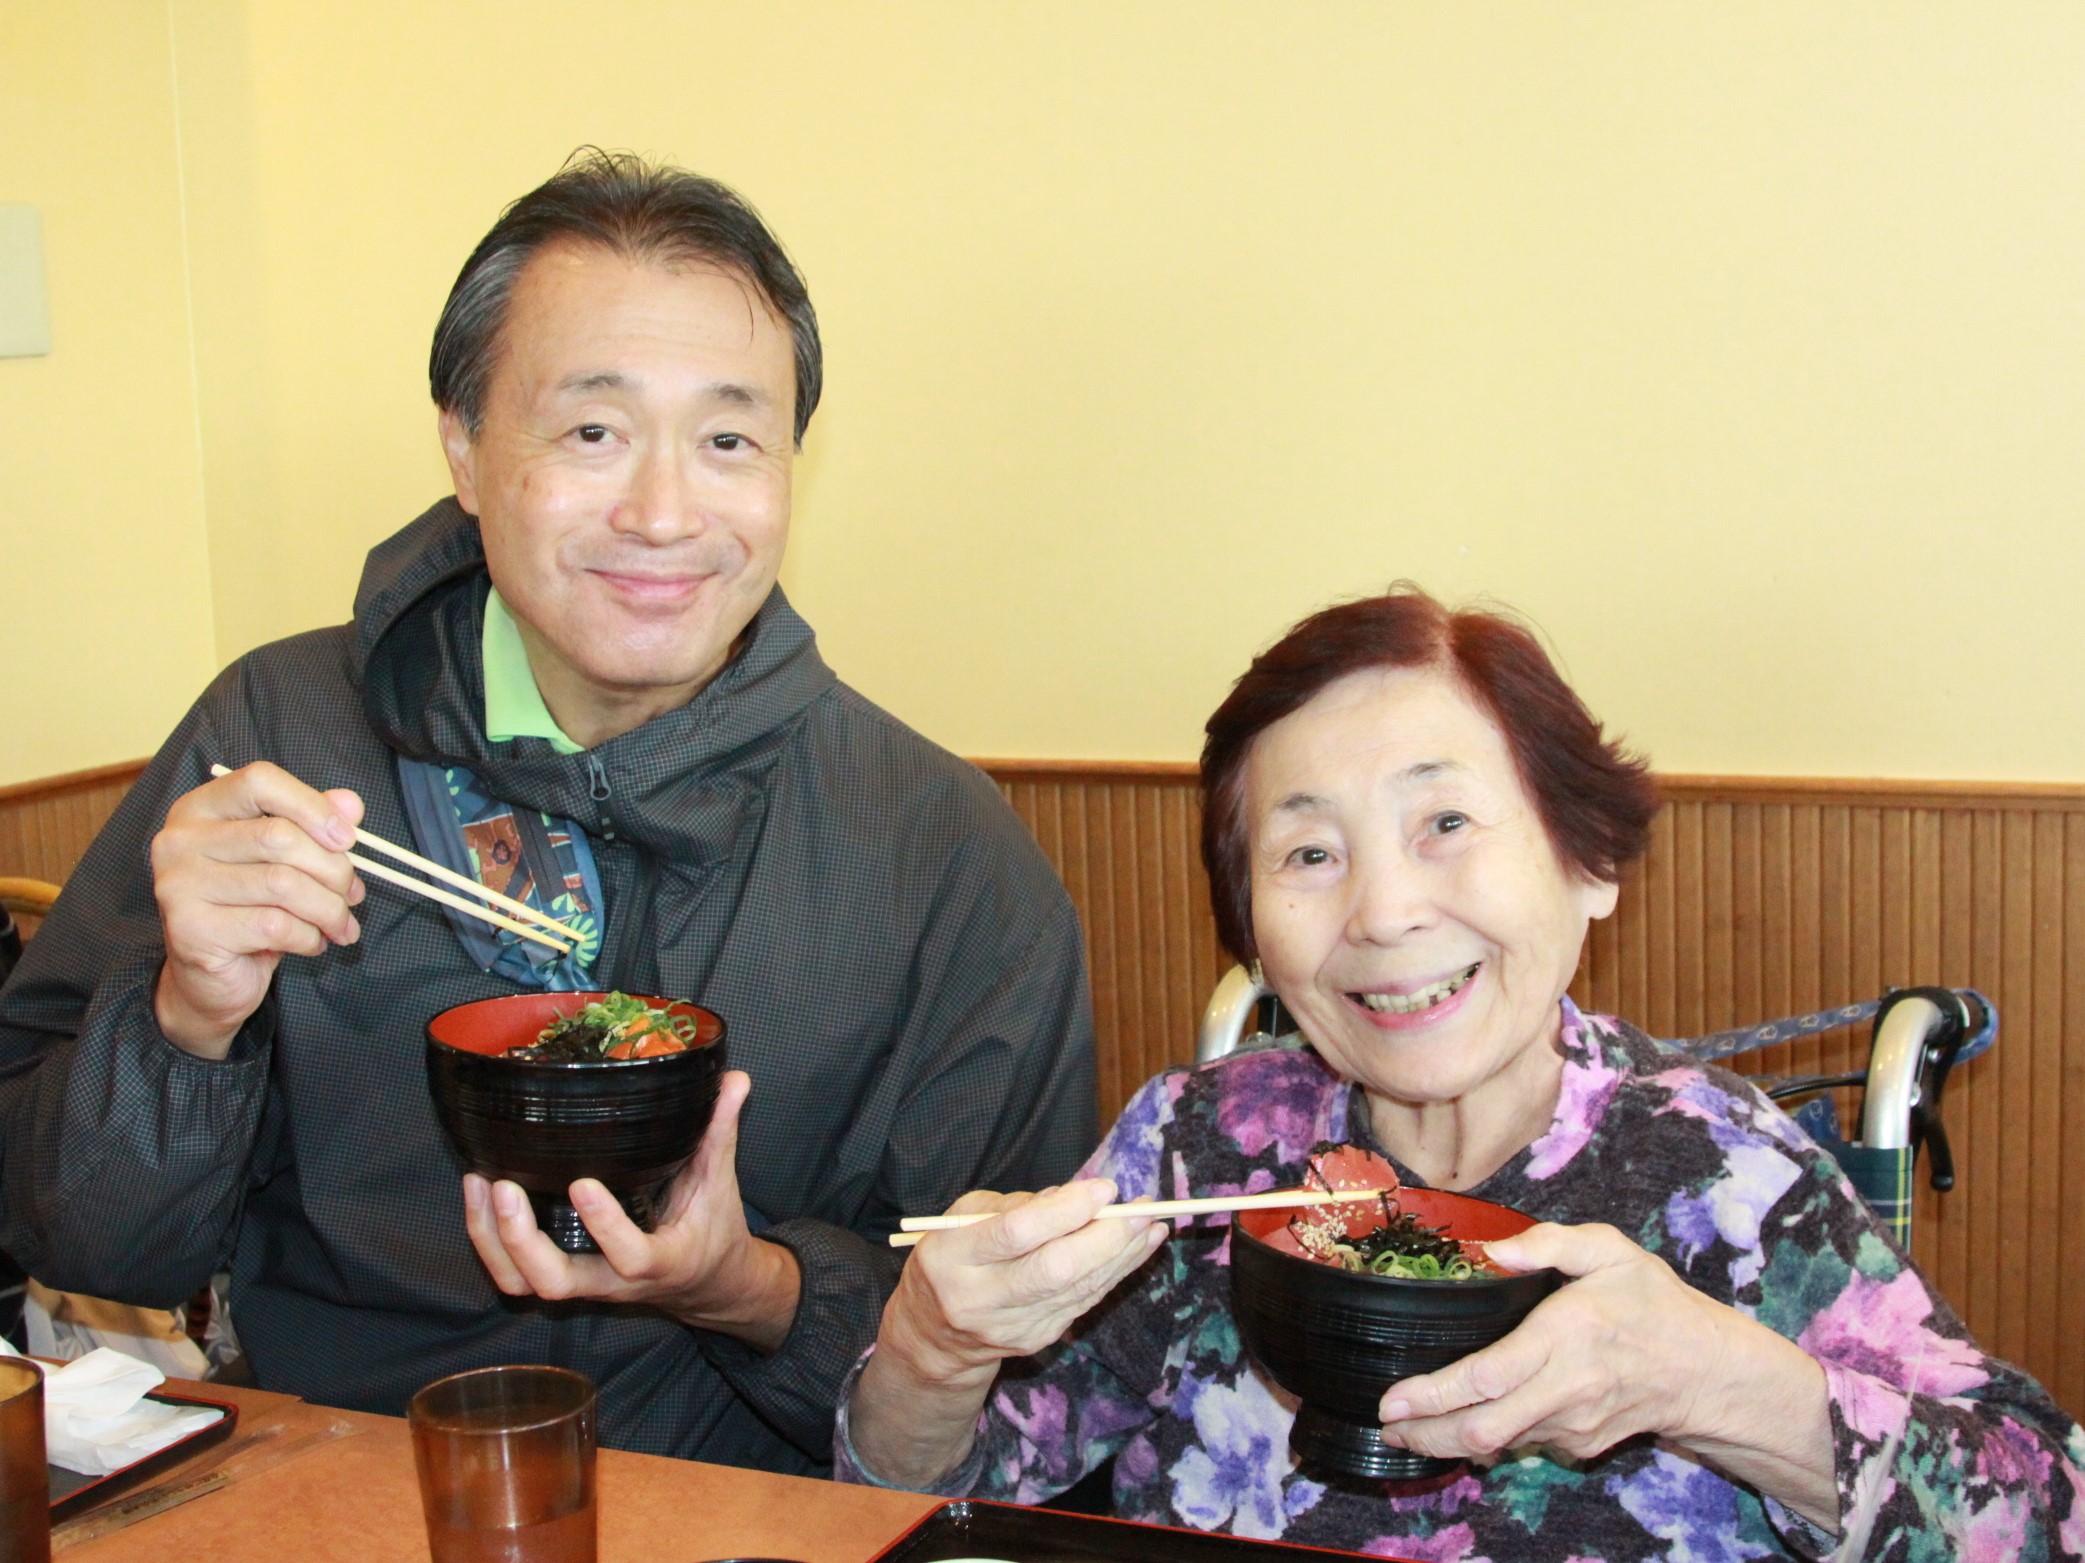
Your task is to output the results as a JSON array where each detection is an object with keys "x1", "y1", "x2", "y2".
[
  {"x1": 8, "y1": 3, "x2": 2085, "y2": 786},
  {"x1": 0, "y1": 4, "x2": 219, "y2": 785}
]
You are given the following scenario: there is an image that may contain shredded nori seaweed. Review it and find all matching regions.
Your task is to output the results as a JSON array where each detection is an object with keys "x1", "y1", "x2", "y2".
[
  {"x1": 1349, "y1": 1196, "x2": 1469, "y2": 1272},
  {"x1": 510, "y1": 1018, "x2": 620, "y2": 1062}
]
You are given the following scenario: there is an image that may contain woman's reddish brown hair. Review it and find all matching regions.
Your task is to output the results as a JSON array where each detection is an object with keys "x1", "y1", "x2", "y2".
[{"x1": 1200, "y1": 585, "x2": 1660, "y2": 964}]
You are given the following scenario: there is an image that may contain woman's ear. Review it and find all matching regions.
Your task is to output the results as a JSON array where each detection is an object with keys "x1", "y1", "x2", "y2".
[{"x1": 1579, "y1": 876, "x2": 1621, "y2": 922}]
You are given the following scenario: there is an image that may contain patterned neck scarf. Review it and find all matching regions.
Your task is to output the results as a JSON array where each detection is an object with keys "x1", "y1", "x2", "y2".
[{"x1": 396, "y1": 756, "x2": 605, "y2": 990}]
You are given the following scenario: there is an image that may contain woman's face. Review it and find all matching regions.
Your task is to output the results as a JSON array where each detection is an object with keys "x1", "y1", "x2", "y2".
[{"x1": 1245, "y1": 664, "x2": 1618, "y2": 1112}]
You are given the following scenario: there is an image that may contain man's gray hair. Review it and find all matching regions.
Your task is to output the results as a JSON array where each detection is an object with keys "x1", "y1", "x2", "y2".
[{"x1": 430, "y1": 149, "x2": 822, "y2": 445}]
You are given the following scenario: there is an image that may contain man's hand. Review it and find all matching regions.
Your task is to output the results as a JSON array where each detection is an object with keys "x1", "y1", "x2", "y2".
[
  {"x1": 463, "y1": 1069, "x2": 803, "y2": 1353},
  {"x1": 1377, "y1": 1221, "x2": 1838, "y2": 1529},
  {"x1": 151, "y1": 762, "x2": 366, "y2": 1059}
]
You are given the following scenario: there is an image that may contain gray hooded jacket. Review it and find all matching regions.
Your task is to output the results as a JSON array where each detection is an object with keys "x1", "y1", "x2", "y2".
[{"x1": 0, "y1": 499, "x2": 1097, "y2": 1470}]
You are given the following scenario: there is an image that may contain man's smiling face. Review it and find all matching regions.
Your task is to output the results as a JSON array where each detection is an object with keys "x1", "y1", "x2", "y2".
[{"x1": 441, "y1": 238, "x2": 798, "y2": 739}]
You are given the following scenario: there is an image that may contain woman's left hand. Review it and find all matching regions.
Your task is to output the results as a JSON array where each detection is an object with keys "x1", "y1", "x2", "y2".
[{"x1": 1377, "y1": 1221, "x2": 1835, "y2": 1528}]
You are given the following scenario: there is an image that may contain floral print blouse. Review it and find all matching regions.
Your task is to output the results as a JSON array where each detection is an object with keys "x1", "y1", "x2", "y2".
[{"x1": 836, "y1": 1002, "x2": 2085, "y2": 1560}]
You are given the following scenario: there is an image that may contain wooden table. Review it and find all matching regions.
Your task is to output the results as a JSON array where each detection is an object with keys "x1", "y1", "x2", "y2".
[{"x1": 63, "y1": 1382, "x2": 941, "y2": 1563}]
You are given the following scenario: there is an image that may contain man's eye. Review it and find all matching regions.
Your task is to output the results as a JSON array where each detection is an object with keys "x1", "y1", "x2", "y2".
[
  {"x1": 575, "y1": 425, "x2": 610, "y2": 444},
  {"x1": 712, "y1": 433, "x2": 747, "y2": 451}
]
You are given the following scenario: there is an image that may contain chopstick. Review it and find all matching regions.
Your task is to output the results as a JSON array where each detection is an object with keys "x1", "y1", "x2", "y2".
[
  {"x1": 345, "y1": 853, "x2": 573, "y2": 954},
  {"x1": 886, "y1": 1186, "x2": 1387, "y2": 1248},
  {"x1": 209, "y1": 763, "x2": 579, "y2": 954}
]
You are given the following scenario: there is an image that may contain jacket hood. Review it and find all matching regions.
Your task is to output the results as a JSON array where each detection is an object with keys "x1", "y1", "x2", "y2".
[{"x1": 352, "y1": 497, "x2": 837, "y2": 856}]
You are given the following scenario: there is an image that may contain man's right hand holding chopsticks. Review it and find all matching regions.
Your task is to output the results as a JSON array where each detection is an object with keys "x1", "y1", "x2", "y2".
[{"x1": 149, "y1": 760, "x2": 366, "y2": 1059}]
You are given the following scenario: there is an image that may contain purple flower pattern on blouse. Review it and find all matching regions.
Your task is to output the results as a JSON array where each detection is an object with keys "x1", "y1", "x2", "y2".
[
  {"x1": 1168, "y1": 1365, "x2": 1323, "y2": 1537},
  {"x1": 836, "y1": 1002, "x2": 2085, "y2": 1558}
]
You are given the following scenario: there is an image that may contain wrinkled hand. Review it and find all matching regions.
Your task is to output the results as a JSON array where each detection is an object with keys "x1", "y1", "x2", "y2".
[
  {"x1": 463, "y1": 1069, "x2": 801, "y2": 1351},
  {"x1": 1378, "y1": 1221, "x2": 1737, "y2": 1464},
  {"x1": 151, "y1": 761, "x2": 365, "y2": 1059},
  {"x1": 877, "y1": 1180, "x2": 1170, "y2": 1390}
]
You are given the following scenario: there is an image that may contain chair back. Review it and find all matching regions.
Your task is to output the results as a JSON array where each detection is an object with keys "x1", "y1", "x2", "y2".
[{"x1": 0, "y1": 878, "x2": 60, "y2": 985}]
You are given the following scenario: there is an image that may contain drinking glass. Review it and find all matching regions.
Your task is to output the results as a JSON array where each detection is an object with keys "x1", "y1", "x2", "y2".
[
  {"x1": 0, "y1": 1358, "x2": 49, "y2": 1563},
  {"x1": 409, "y1": 1365, "x2": 596, "y2": 1563}
]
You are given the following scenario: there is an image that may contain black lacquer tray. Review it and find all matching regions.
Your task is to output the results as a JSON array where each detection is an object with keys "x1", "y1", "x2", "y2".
[
  {"x1": 46, "y1": 1381, "x2": 238, "y2": 1518},
  {"x1": 868, "y1": 1498, "x2": 1405, "y2": 1562}
]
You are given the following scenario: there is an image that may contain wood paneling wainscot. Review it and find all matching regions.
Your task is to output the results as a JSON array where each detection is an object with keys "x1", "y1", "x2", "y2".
[
  {"x1": 0, "y1": 759, "x2": 150, "y2": 936},
  {"x1": 982, "y1": 761, "x2": 2085, "y2": 1425},
  {"x1": 5, "y1": 757, "x2": 2082, "y2": 1420}
]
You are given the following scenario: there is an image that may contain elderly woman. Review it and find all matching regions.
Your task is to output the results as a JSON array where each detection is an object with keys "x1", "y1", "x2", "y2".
[{"x1": 836, "y1": 588, "x2": 2085, "y2": 1557}]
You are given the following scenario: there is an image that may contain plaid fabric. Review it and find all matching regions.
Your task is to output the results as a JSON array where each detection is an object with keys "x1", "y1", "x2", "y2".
[
  {"x1": 1832, "y1": 1143, "x2": 1915, "y2": 1249},
  {"x1": 0, "y1": 498, "x2": 1098, "y2": 1471}
]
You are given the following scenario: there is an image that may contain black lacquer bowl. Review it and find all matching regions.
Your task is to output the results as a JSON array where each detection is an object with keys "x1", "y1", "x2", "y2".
[
  {"x1": 1232, "y1": 1186, "x2": 1561, "y2": 1482},
  {"x1": 427, "y1": 992, "x2": 727, "y2": 1254}
]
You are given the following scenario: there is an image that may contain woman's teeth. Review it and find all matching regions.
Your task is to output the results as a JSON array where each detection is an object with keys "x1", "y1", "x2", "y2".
[{"x1": 1355, "y1": 964, "x2": 1480, "y2": 1014}]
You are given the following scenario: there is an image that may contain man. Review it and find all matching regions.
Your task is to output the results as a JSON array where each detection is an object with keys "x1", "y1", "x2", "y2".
[{"x1": 0, "y1": 152, "x2": 1097, "y2": 1471}]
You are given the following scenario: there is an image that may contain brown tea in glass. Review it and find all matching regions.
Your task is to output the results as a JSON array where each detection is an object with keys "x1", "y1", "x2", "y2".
[
  {"x1": 409, "y1": 1365, "x2": 596, "y2": 1563},
  {"x1": 0, "y1": 1358, "x2": 50, "y2": 1563}
]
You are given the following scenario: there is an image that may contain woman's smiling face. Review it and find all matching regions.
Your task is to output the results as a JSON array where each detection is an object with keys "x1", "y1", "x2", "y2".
[{"x1": 1246, "y1": 663, "x2": 1619, "y2": 1115}]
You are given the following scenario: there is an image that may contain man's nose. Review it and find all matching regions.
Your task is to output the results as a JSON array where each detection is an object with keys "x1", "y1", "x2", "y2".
[{"x1": 610, "y1": 441, "x2": 706, "y2": 543}]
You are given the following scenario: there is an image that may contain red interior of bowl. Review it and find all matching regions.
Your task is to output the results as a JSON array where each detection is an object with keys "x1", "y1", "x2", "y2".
[
  {"x1": 1239, "y1": 1185, "x2": 1539, "y2": 1259},
  {"x1": 427, "y1": 992, "x2": 723, "y2": 1057}
]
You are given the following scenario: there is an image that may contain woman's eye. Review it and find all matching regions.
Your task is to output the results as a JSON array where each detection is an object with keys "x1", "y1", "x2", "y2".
[
  {"x1": 1430, "y1": 811, "x2": 1469, "y2": 836},
  {"x1": 712, "y1": 432, "x2": 748, "y2": 451},
  {"x1": 575, "y1": 424, "x2": 610, "y2": 444},
  {"x1": 1288, "y1": 846, "x2": 1332, "y2": 868}
]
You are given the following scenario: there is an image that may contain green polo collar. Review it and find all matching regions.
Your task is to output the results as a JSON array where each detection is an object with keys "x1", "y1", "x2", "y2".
[{"x1": 482, "y1": 587, "x2": 585, "y2": 755}]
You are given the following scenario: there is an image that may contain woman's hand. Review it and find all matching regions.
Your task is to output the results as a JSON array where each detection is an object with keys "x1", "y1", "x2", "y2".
[
  {"x1": 1378, "y1": 1222, "x2": 1838, "y2": 1530},
  {"x1": 851, "y1": 1180, "x2": 1168, "y2": 1487},
  {"x1": 881, "y1": 1179, "x2": 1168, "y2": 1384}
]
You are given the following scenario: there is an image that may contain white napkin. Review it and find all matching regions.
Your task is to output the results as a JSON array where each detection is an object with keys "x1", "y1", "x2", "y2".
[{"x1": 32, "y1": 1346, "x2": 223, "y2": 1476}]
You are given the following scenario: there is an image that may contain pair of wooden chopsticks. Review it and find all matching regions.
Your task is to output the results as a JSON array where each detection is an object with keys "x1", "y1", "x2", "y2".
[
  {"x1": 886, "y1": 1186, "x2": 1386, "y2": 1247},
  {"x1": 209, "y1": 764, "x2": 583, "y2": 955}
]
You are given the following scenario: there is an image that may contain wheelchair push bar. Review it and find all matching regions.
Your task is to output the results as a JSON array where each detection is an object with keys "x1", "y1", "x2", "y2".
[{"x1": 1858, "y1": 986, "x2": 1986, "y2": 1192}]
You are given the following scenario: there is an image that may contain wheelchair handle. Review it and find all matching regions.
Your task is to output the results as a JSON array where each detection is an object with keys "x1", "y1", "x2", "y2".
[
  {"x1": 1861, "y1": 986, "x2": 1983, "y2": 1158},
  {"x1": 1196, "y1": 964, "x2": 1268, "y2": 1064}
]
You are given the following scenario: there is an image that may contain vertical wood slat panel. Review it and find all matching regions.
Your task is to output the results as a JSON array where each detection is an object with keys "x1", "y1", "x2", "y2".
[
  {"x1": 1731, "y1": 804, "x2": 1761, "y2": 1031},
  {"x1": 1751, "y1": 805, "x2": 1786, "y2": 1075},
  {"x1": 1645, "y1": 805, "x2": 1679, "y2": 1039},
  {"x1": 1106, "y1": 784, "x2": 1140, "y2": 1121},
  {"x1": 1967, "y1": 811, "x2": 2006, "y2": 1356},
  {"x1": 5, "y1": 759, "x2": 2084, "y2": 1422},
  {"x1": 2062, "y1": 816, "x2": 2085, "y2": 1418},
  {"x1": 1997, "y1": 813, "x2": 2036, "y2": 1367},
  {"x1": 1673, "y1": 802, "x2": 1705, "y2": 1041},
  {"x1": 1928, "y1": 811, "x2": 1974, "y2": 1333},
  {"x1": 2029, "y1": 813, "x2": 2065, "y2": 1397},
  {"x1": 1791, "y1": 805, "x2": 1822, "y2": 1053},
  {"x1": 1703, "y1": 802, "x2": 1735, "y2": 1033}
]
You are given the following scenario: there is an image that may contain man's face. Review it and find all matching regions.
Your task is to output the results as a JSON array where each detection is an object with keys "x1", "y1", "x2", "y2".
[{"x1": 441, "y1": 239, "x2": 797, "y2": 726}]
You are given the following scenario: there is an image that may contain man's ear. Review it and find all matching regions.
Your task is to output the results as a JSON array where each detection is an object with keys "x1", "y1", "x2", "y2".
[{"x1": 438, "y1": 408, "x2": 481, "y2": 517}]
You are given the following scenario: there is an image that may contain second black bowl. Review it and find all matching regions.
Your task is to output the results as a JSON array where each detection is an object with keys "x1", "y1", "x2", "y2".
[
  {"x1": 1232, "y1": 1186, "x2": 1560, "y2": 1482},
  {"x1": 427, "y1": 992, "x2": 727, "y2": 1254}
]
